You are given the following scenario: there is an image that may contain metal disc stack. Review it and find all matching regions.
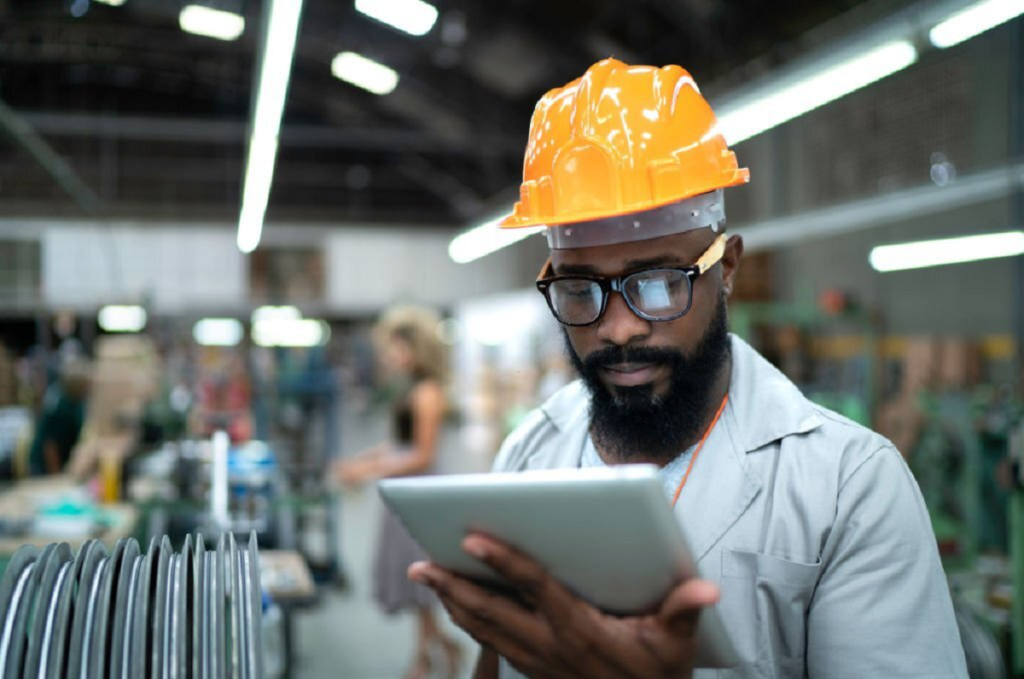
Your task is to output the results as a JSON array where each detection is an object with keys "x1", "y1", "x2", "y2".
[{"x1": 0, "y1": 532, "x2": 263, "y2": 679}]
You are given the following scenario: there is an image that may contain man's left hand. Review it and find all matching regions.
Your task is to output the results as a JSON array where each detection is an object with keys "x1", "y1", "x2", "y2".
[{"x1": 408, "y1": 534, "x2": 719, "y2": 679}]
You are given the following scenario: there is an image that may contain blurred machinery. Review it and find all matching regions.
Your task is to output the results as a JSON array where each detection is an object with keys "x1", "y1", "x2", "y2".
[
  {"x1": 0, "y1": 532, "x2": 279, "y2": 678},
  {"x1": 731, "y1": 292, "x2": 877, "y2": 425},
  {"x1": 130, "y1": 435, "x2": 283, "y2": 545},
  {"x1": 1008, "y1": 420, "x2": 1024, "y2": 675}
]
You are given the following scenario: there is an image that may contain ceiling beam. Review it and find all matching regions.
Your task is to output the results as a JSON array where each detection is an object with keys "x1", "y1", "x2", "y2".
[
  {"x1": 396, "y1": 154, "x2": 485, "y2": 220},
  {"x1": 738, "y1": 161, "x2": 1024, "y2": 252},
  {"x1": 19, "y1": 111, "x2": 524, "y2": 156},
  {"x1": 0, "y1": 99, "x2": 100, "y2": 213}
]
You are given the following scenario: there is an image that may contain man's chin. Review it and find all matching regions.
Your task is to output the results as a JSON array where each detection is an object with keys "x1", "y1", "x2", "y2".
[{"x1": 606, "y1": 383, "x2": 670, "y2": 410}]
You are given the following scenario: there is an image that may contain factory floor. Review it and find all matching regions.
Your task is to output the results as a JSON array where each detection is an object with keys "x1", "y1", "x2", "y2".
[{"x1": 291, "y1": 402, "x2": 490, "y2": 679}]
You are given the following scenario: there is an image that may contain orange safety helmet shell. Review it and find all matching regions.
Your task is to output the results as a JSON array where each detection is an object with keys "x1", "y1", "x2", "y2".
[{"x1": 499, "y1": 58, "x2": 749, "y2": 230}]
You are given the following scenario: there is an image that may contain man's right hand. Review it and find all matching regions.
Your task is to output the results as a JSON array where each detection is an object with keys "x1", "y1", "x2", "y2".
[{"x1": 411, "y1": 533, "x2": 718, "y2": 679}]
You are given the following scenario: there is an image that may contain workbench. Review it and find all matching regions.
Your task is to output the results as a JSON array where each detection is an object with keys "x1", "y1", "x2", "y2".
[{"x1": 0, "y1": 475, "x2": 137, "y2": 563}]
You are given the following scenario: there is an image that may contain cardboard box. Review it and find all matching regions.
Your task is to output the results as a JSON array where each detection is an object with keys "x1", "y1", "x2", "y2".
[{"x1": 85, "y1": 336, "x2": 158, "y2": 437}]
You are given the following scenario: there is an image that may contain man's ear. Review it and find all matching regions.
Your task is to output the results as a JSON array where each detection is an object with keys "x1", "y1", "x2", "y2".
[{"x1": 721, "y1": 234, "x2": 744, "y2": 298}]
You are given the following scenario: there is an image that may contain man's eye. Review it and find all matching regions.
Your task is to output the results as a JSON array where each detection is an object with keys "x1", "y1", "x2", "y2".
[{"x1": 566, "y1": 287, "x2": 595, "y2": 300}]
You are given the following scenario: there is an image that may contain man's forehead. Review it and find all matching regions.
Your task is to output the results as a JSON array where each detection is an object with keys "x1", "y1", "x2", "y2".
[{"x1": 551, "y1": 229, "x2": 716, "y2": 274}]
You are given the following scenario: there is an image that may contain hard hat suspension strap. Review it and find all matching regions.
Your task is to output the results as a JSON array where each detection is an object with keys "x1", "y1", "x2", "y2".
[{"x1": 544, "y1": 189, "x2": 725, "y2": 250}]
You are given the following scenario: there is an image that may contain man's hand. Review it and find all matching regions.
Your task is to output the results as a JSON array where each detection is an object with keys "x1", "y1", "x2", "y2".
[{"x1": 408, "y1": 534, "x2": 719, "y2": 679}]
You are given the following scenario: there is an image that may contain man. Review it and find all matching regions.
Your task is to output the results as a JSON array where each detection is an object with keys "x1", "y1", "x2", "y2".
[
  {"x1": 30, "y1": 360, "x2": 89, "y2": 475},
  {"x1": 410, "y1": 59, "x2": 967, "y2": 678}
]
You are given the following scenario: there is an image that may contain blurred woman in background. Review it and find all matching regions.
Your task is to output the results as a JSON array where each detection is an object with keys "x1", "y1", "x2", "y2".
[{"x1": 334, "y1": 306, "x2": 461, "y2": 679}]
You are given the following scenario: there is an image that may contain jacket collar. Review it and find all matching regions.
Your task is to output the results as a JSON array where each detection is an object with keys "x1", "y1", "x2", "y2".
[{"x1": 726, "y1": 334, "x2": 823, "y2": 451}]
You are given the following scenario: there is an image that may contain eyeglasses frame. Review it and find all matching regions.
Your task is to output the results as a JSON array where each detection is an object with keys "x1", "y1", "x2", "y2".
[{"x1": 534, "y1": 233, "x2": 728, "y2": 327}]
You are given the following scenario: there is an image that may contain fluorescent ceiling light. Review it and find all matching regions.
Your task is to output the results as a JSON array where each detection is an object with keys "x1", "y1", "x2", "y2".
[
  {"x1": 238, "y1": 136, "x2": 278, "y2": 253},
  {"x1": 193, "y1": 318, "x2": 244, "y2": 347},
  {"x1": 717, "y1": 40, "x2": 917, "y2": 145},
  {"x1": 930, "y1": 0, "x2": 1024, "y2": 48},
  {"x1": 355, "y1": 0, "x2": 438, "y2": 36},
  {"x1": 179, "y1": 5, "x2": 246, "y2": 41},
  {"x1": 237, "y1": 0, "x2": 305, "y2": 254},
  {"x1": 94, "y1": 0, "x2": 126, "y2": 6},
  {"x1": 331, "y1": 52, "x2": 399, "y2": 96},
  {"x1": 251, "y1": 305, "x2": 301, "y2": 324},
  {"x1": 449, "y1": 217, "x2": 543, "y2": 264},
  {"x1": 98, "y1": 305, "x2": 147, "y2": 333},
  {"x1": 252, "y1": 318, "x2": 330, "y2": 347},
  {"x1": 869, "y1": 230, "x2": 1024, "y2": 272}
]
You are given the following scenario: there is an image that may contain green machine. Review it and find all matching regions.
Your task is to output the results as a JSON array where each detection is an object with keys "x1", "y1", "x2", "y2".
[
  {"x1": 1009, "y1": 422, "x2": 1024, "y2": 674},
  {"x1": 730, "y1": 296, "x2": 877, "y2": 425}
]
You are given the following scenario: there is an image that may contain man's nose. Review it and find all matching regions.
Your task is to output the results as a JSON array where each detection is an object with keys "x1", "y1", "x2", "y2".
[{"x1": 596, "y1": 291, "x2": 652, "y2": 347}]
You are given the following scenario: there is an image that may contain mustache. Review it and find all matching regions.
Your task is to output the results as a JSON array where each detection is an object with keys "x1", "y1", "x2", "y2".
[{"x1": 580, "y1": 344, "x2": 686, "y2": 373}]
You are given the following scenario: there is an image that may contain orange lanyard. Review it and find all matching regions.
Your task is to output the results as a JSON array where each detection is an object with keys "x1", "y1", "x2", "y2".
[{"x1": 670, "y1": 393, "x2": 729, "y2": 508}]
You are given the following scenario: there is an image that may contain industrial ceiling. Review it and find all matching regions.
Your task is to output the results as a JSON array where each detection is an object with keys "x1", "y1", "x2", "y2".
[{"x1": 0, "y1": 0, "x2": 885, "y2": 226}]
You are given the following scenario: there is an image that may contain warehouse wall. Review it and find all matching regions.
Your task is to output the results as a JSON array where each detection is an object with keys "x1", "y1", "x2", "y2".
[
  {"x1": 322, "y1": 227, "x2": 523, "y2": 313},
  {"x1": 43, "y1": 225, "x2": 246, "y2": 312},
  {"x1": 728, "y1": 20, "x2": 1021, "y2": 337},
  {"x1": 772, "y1": 196, "x2": 1016, "y2": 335},
  {"x1": 0, "y1": 219, "x2": 527, "y2": 315}
]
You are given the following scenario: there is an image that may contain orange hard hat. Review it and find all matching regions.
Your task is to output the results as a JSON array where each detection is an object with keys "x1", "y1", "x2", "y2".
[{"x1": 499, "y1": 58, "x2": 749, "y2": 232}]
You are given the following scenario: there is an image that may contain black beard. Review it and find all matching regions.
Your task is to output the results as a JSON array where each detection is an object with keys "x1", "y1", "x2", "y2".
[{"x1": 565, "y1": 291, "x2": 731, "y2": 464}]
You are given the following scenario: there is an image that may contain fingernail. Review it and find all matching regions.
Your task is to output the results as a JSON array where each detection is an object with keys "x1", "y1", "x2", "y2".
[
  {"x1": 463, "y1": 538, "x2": 488, "y2": 560},
  {"x1": 410, "y1": 570, "x2": 433, "y2": 586},
  {"x1": 408, "y1": 563, "x2": 432, "y2": 585},
  {"x1": 700, "y1": 582, "x2": 721, "y2": 604}
]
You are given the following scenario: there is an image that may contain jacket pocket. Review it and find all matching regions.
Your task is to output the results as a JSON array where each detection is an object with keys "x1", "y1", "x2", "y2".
[{"x1": 719, "y1": 549, "x2": 821, "y2": 676}]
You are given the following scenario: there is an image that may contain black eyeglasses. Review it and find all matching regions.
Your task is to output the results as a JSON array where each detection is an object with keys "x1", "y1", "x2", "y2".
[{"x1": 535, "y1": 234, "x2": 726, "y2": 327}]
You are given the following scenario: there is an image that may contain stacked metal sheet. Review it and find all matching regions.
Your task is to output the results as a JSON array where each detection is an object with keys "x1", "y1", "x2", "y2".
[{"x1": 0, "y1": 532, "x2": 263, "y2": 678}]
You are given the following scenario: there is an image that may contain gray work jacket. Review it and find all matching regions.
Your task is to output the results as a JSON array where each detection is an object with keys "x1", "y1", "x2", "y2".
[{"x1": 491, "y1": 335, "x2": 968, "y2": 678}]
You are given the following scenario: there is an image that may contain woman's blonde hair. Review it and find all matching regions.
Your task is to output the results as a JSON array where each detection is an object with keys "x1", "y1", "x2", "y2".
[{"x1": 374, "y1": 305, "x2": 448, "y2": 382}]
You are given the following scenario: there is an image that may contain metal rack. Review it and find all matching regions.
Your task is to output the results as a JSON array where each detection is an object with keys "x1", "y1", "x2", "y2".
[{"x1": 0, "y1": 532, "x2": 263, "y2": 678}]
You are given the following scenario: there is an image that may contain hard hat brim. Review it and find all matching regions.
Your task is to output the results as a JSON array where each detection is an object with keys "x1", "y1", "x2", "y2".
[{"x1": 498, "y1": 168, "x2": 750, "y2": 230}]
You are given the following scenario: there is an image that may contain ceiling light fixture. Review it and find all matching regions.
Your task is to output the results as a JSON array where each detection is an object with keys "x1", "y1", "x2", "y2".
[
  {"x1": 251, "y1": 305, "x2": 301, "y2": 324},
  {"x1": 331, "y1": 52, "x2": 399, "y2": 95},
  {"x1": 355, "y1": 0, "x2": 438, "y2": 37},
  {"x1": 179, "y1": 5, "x2": 246, "y2": 41},
  {"x1": 716, "y1": 40, "x2": 918, "y2": 145},
  {"x1": 448, "y1": 217, "x2": 543, "y2": 264},
  {"x1": 237, "y1": 0, "x2": 305, "y2": 254},
  {"x1": 252, "y1": 318, "x2": 330, "y2": 347},
  {"x1": 869, "y1": 230, "x2": 1024, "y2": 272},
  {"x1": 930, "y1": 0, "x2": 1024, "y2": 48},
  {"x1": 98, "y1": 305, "x2": 147, "y2": 333},
  {"x1": 193, "y1": 318, "x2": 244, "y2": 347}
]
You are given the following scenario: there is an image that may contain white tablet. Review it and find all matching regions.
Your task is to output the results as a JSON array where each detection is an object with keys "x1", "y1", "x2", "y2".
[{"x1": 378, "y1": 465, "x2": 737, "y2": 668}]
